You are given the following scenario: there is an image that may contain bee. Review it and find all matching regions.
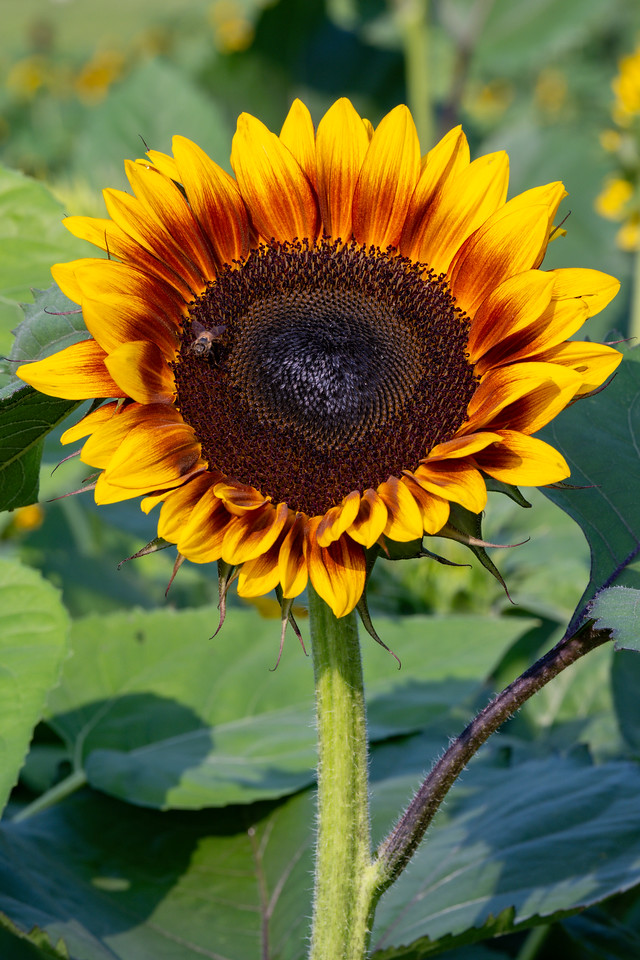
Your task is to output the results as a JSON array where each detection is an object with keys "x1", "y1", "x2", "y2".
[{"x1": 190, "y1": 320, "x2": 227, "y2": 358}]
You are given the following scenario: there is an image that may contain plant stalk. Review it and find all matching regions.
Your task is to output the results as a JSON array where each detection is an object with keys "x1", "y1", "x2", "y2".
[
  {"x1": 374, "y1": 620, "x2": 612, "y2": 891},
  {"x1": 395, "y1": 0, "x2": 433, "y2": 148},
  {"x1": 308, "y1": 585, "x2": 380, "y2": 960}
]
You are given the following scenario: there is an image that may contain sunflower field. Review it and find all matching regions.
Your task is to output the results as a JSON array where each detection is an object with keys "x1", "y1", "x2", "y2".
[{"x1": 3, "y1": 1, "x2": 640, "y2": 959}]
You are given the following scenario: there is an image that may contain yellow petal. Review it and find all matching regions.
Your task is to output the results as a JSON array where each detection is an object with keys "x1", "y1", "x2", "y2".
[
  {"x1": 279, "y1": 513, "x2": 309, "y2": 598},
  {"x1": 402, "y1": 476, "x2": 451, "y2": 535},
  {"x1": 411, "y1": 461, "x2": 488, "y2": 513},
  {"x1": 222, "y1": 502, "x2": 289, "y2": 565},
  {"x1": 61, "y1": 401, "x2": 120, "y2": 445},
  {"x1": 315, "y1": 98, "x2": 370, "y2": 241},
  {"x1": 474, "y1": 430, "x2": 570, "y2": 485},
  {"x1": 378, "y1": 476, "x2": 424, "y2": 542},
  {"x1": 404, "y1": 151, "x2": 509, "y2": 272},
  {"x1": 536, "y1": 341, "x2": 623, "y2": 395},
  {"x1": 17, "y1": 339, "x2": 125, "y2": 401},
  {"x1": 306, "y1": 521, "x2": 366, "y2": 618},
  {"x1": 279, "y1": 98, "x2": 317, "y2": 189},
  {"x1": 347, "y1": 489, "x2": 388, "y2": 547},
  {"x1": 231, "y1": 112, "x2": 319, "y2": 241},
  {"x1": 316, "y1": 490, "x2": 361, "y2": 547},
  {"x1": 172, "y1": 135, "x2": 250, "y2": 267},
  {"x1": 104, "y1": 340, "x2": 175, "y2": 404},
  {"x1": 352, "y1": 104, "x2": 421, "y2": 249}
]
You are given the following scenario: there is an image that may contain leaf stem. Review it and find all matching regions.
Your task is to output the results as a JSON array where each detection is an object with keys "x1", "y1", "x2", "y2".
[
  {"x1": 374, "y1": 620, "x2": 612, "y2": 890},
  {"x1": 11, "y1": 768, "x2": 87, "y2": 823},
  {"x1": 308, "y1": 586, "x2": 381, "y2": 960}
]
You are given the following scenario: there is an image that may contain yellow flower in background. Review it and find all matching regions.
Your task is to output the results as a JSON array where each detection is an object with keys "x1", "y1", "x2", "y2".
[
  {"x1": 613, "y1": 43, "x2": 640, "y2": 126},
  {"x1": 75, "y1": 49, "x2": 125, "y2": 105},
  {"x1": 18, "y1": 99, "x2": 621, "y2": 617},
  {"x1": 595, "y1": 176, "x2": 634, "y2": 220}
]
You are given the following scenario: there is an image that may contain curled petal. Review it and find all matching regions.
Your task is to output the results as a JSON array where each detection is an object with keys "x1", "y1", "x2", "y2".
[
  {"x1": 279, "y1": 513, "x2": 309, "y2": 598},
  {"x1": 411, "y1": 461, "x2": 488, "y2": 514},
  {"x1": 378, "y1": 476, "x2": 424, "y2": 542},
  {"x1": 213, "y1": 481, "x2": 270, "y2": 514},
  {"x1": 316, "y1": 490, "x2": 361, "y2": 547},
  {"x1": 402, "y1": 476, "x2": 450, "y2": 535},
  {"x1": 348, "y1": 489, "x2": 388, "y2": 547},
  {"x1": 306, "y1": 519, "x2": 366, "y2": 618},
  {"x1": 222, "y1": 502, "x2": 289, "y2": 565}
]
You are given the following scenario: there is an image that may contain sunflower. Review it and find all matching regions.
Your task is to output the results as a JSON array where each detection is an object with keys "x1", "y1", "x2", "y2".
[{"x1": 18, "y1": 99, "x2": 621, "y2": 618}]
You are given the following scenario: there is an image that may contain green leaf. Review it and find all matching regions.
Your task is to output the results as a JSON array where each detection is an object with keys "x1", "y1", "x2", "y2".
[
  {"x1": 590, "y1": 586, "x2": 640, "y2": 652},
  {"x1": 562, "y1": 909, "x2": 640, "y2": 960},
  {"x1": 3, "y1": 754, "x2": 640, "y2": 959},
  {"x1": 0, "y1": 914, "x2": 70, "y2": 960},
  {"x1": 369, "y1": 756, "x2": 640, "y2": 956},
  {"x1": 0, "y1": 165, "x2": 90, "y2": 360},
  {"x1": 0, "y1": 284, "x2": 86, "y2": 510},
  {"x1": 45, "y1": 606, "x2": 534, "y2": 808},
  {"x1": 612, "y1": 649, "x2": 640, "y2": 754},
  {"x1": 0, "y1": 557, "x2": 69, "y2": 817},
  {"x1": 541, "y1": 348, "x2": 640, "y2": 631}
]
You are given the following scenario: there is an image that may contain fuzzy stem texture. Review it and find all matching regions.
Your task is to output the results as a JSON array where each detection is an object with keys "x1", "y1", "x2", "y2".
[
  {"x1": 308, "y1": 585, "x2": 379, "y2": 960},
  {"x1": 374, "y1": 620, "x2": 612, "y2": 893}
]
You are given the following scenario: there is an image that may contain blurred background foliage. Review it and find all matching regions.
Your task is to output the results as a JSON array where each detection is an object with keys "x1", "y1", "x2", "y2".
[{"x1": 3, "y1": 3, "x2": 640, "y2": 958}]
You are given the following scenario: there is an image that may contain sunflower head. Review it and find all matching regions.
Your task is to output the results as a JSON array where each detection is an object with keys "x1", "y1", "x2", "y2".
[{"x1": 18, "y1": 98, "x2": 621, "y2": 624}]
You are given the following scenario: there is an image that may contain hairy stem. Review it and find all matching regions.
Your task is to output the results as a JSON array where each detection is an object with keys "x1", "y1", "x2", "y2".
[
  {"x1": 374, "y1": 620, "x2": 611, "y2": 890},
  {"x1": 308, "y1": 586, "x2": 380, "y2": 960}
]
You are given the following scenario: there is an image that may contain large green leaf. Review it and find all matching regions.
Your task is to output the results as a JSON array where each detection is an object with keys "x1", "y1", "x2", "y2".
[
  {"x1": 2, "y1": 753, "x2": 640, "y2": 960},
  {"x1": 369, "y1": 755, "x2": 640, "y2": 957},
  {"x1": 0, "y1": 557, "x2": 69, "y2": 817},
  {"x1": 541, "y1": 347, "x2": 640, "y2": 632},
  {"x1": 45, "y1": 605, "x2": 534, "y2": 808},
  {"x1": 0, "y1": 284, "x2": 87, "y2": 511},
  {"x1": 590, "y1": 586, "x2": 640, "y2": 652},
  {"x1": 0, "y1": 165, "x2": 90, "y2": 360}
]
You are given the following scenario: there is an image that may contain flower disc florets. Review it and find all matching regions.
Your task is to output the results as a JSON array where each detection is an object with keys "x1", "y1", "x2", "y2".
[{"x1": 175, "y1": 240, "x2": 476, "y2": 516}]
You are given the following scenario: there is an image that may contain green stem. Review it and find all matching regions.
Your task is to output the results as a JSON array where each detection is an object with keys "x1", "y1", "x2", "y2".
[
  {"x1": 515, "y1": 924, "x2": 551, "y2": 960},
  {"x1": 396, "y1": 0, "x2": 433, "y2": 147},
  {"x1": 308, "y1": 585, "x2": 381, "y2": 960},
  {"x1": 630, "y1": 241, "x2": 640, "y2": 345},
  {"x1": 12, "y1": 769, "x2": 87, "y2": 823}
]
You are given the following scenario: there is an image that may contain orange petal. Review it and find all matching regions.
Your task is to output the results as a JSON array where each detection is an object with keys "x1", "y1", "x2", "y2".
[
  {"x1": 534, "y1": 341, "x2": 623, "y2": 395},
  {"x1": 402, "y1": 476, "x2": 451, "y2": 535},
  {"x1": 144, "y1": 149, "x2": 179, "y2": 181},
  {"x1": 352, "y1": 105, "x2": 421, "y2": 249},
  {"x1": 466, "y1": 361, "x2": 582, "y2": 435},
  {"x1": 157, "y1": 473, "x2": 217, "y2": 542},
  {"x1": 104, "y1": 340, "x2": 175, "y2": 403},
  {"x1": 467, "y1": 270, "x2": 556, "y2": 364},
  {"x1": 97, "y1": 418, "x2": 202, "y2": 502},
  {"x1": 213, "y1": 480, "x2": 269, "y2": 515},
  {"x1": 306, "y1": 520, "x2": 366, "y2": 618},
  {"x1": 177, "y1": 488, "x2": 235, "y2": 562},
  {"x1": 473, "y1": 430, "x2": 570, "y2": 485},
  {"x1": 103, "y1": 187, "x2": 205, "y2": 296},
  {"x1": 72, "y1": 259, "x2": 182, "y2": 358},
  {"x1": 504, "y1": 182, "x2": 567, "y2": 266},
  {"x1": 403, "y1": 151, "x2": 509, "y2": 272},
  {"x1": 124, "y1": 159, "x2": 214, "y2": 280},
  {"x1": 222, "y1": 502, "x2": 289, "y2": 564},
  {"x1": 411, "y1": 461, "x2": 488, "y2": 513},
  {"x1": 279, "y1": 513, "x2": 309, "y2": 598},
  {"x1": 79, "y1": 403, "x2": 168, "y2": 468},
  {"x1": 315, "y1": 98, "x2": 370, "y2": 241},
  {"x1": 62, "y1": 216, "x2": 195, "y2": 301},
  {"x1": 448, "y1": 204, "x2": 551, "y2": 317},
  {"x1": 17, "y1": 339, "x2": 125, "y2": 401},
  {"x1": 237, "y1": 538, "x2": 283, "y2": 597},
  {"x1": 347, "y1": 488, "x2": 388, "y2": 547},
  {"x1": 61, "y1": 401, "x2": 120, "y2": 445},
  {"x1": 231, "y1": 112, "x2": 319, "y2": 242},
  {"x1": 316, "y1": 490, "x2": 361, "y2": 547},
  {"x1": 279, "y1": 98, "x2": 317, "y2": 189},
  {"x1": 377, "y1": 476, "x2": 424, "y2": 542},
  {"x1": 172, "y1": 135, "x2": 250, "y2": 267},
  {"x1": 426, "y1": 431, "x2": 505, "y2": 460}
]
